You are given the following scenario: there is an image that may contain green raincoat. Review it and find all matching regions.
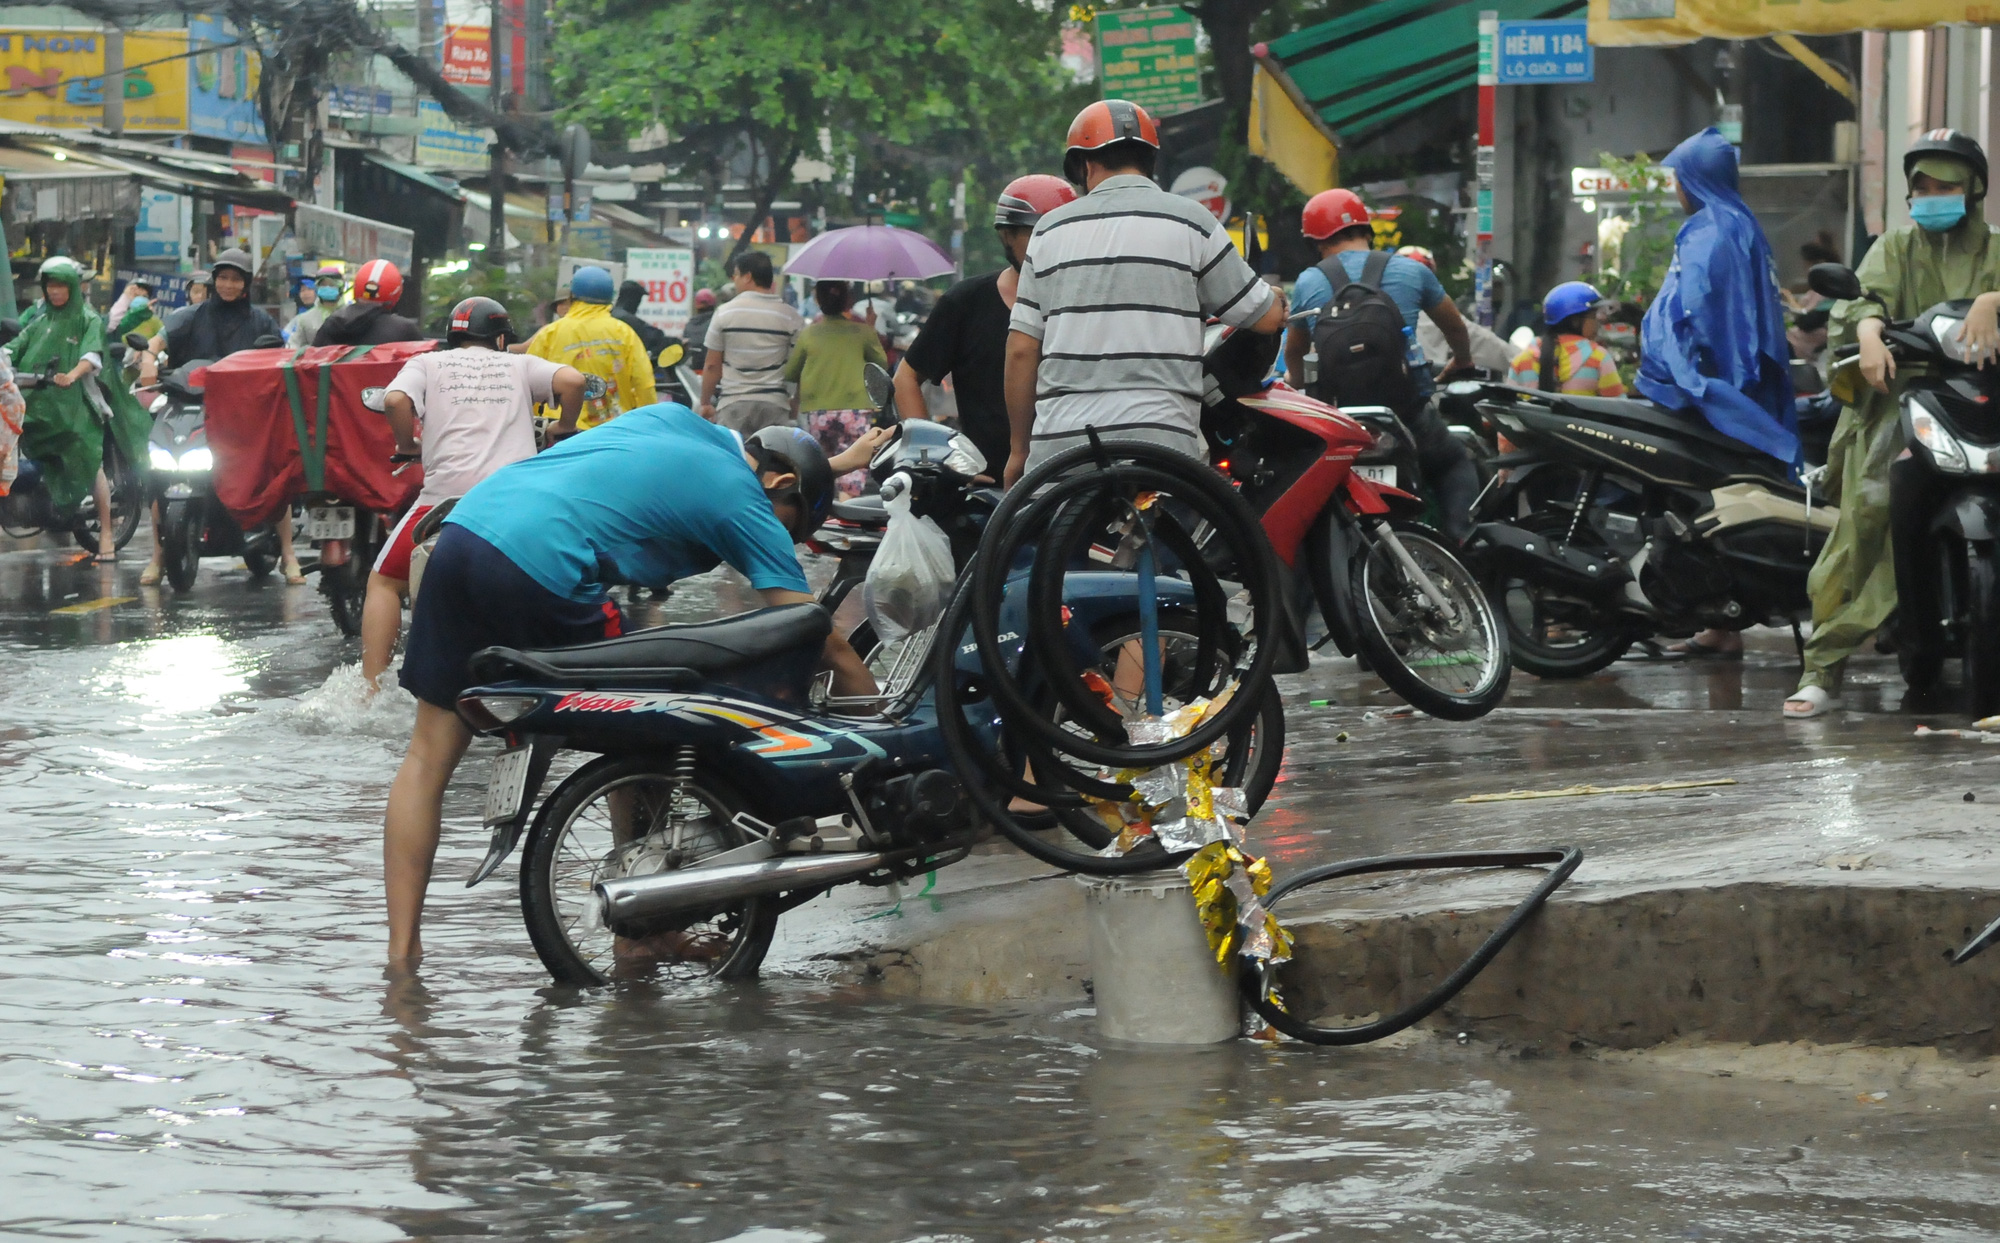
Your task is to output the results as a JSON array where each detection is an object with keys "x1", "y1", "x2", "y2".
[
  {"x1": 13, "y1": 264, "x2": 151, "y2": 512},
  {"x1": 1800, "y1": 185, "x2": 2000, "y2": 691}
]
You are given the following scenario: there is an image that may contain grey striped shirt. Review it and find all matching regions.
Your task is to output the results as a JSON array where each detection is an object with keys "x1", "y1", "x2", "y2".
[
  {"x1": 704, "y1": 289, "x2": 803, "y2": 409},
  {"x1": 1010, "y1": 174, "x2": 1273, "y2": 409}
]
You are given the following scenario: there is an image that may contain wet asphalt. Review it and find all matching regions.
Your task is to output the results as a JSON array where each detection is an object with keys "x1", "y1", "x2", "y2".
[{"x1": 6, "y1": 534, "x2": 2000, "y2": 1240}]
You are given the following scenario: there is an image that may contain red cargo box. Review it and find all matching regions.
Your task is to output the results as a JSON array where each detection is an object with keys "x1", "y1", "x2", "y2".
[{"x1": 203, "y1": 340, "x2": 435, "y2": 530}]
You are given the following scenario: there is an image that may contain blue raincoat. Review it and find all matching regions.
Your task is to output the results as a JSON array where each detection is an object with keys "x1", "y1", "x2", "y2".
[{"x1": 1636, "y1": 128, "x2": 1798, "y2": 470}]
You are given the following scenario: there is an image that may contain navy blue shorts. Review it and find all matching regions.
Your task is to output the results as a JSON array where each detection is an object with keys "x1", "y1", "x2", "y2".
[{"x1": 400, "y1": 525, "x2": 625, "y2": 710}]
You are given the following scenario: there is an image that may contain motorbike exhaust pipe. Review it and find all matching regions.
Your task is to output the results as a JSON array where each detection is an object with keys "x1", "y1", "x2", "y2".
[{"x1": 595, "y1": 851, "x2": 888, "y2": 927}]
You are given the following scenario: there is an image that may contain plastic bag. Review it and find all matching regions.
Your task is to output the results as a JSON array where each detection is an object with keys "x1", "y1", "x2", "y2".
[{"x1": 864, "y1": 480, "x2": 954, "y2": 644}]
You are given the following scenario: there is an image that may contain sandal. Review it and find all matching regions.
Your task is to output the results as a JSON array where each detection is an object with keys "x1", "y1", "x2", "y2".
[
  {"x1": 282, "y1": 559, "x2": 307, "y2": 586},
  {"x1": 1783, "y1": 685, "x2": 1841, "y2": 719},
  {"x1": 138, "y1": 561, "x2": 162, "y2": 586},
  {"x1": 1666, "y1": 636, "x2": 1743, "y2": 661},
  {"x1": 93, "y1": 551, "x2": 118, "y2": 564}
]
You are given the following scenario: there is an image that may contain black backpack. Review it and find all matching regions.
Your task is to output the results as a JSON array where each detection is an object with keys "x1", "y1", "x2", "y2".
[{"x1": 1309, "y1": 250, "x2": 1418, "y2": 412}]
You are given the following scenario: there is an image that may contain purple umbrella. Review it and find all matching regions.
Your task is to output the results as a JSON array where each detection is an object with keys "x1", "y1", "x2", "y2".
[{"x1": 781, "y1": 225, "x2": 956, "y2": 281}]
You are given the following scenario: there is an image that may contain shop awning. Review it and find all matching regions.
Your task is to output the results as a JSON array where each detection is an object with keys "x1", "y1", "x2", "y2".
[{"x1": 1256, "y1": 0, "x2": 1583, "y2": 142}]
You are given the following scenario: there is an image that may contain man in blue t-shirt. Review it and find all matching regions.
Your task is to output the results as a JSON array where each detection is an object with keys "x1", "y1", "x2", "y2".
[
  {"x1": 1283, "y1": 189, "x2": 1479, "y2": 542},
  {"x1": 381, "y1": 403, "x2": 888, "y2": 965}
]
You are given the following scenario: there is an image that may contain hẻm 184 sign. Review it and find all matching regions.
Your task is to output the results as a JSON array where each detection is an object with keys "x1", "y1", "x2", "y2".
[
  {"x1": 1496, "y1": 20, "x2": 1593, "y2": 84},
  {"x1": 1094, "y1": 7, "x2": 1204, "y2": 117}
]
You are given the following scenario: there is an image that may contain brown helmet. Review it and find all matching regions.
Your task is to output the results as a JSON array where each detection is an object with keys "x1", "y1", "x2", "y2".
[{"x1": 1063, "y1": 99, "x2": 1160, "y2": 186}]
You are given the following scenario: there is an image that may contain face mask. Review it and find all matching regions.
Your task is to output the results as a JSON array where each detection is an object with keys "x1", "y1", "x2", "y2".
[
  {"x1": 317, "y1": 284, "x2": 341, "y2": 301},
  {"x1": 1911, "y1": 193, "x2": 1967, "y2": 232},
  {"x1": 131, "y1": 297, "x2": 149, "y2": 312}
]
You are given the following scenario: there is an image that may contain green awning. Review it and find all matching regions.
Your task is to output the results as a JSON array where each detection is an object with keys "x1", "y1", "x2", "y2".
[{"x1": 1259, "y1": 0, "x2": 1584, "y2": 141}]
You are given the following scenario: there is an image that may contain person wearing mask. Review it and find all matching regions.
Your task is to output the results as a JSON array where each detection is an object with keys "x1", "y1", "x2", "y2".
[
  {"x1": 896, "y1": 175, "x2": 1076, "y2": 474},
  {"x1": 1005, "y1": 101, "x2": 1285, "y2": 486},
  {"x1": 785, "y1": 279, "x2": 888, "y2": 496},
  {"x1": 1787, "y1": 129, "x2": 2000, "y2": 716},
  {"x1": 287, "y1": 264, "x2": 345, "y2": 345},
  {"x1": 312, "y1": 260, "x2": 423, "y2": 347},
  {"x1": 528, "y1": 265, "x2": 655, "y2": 430},
  {"x1": 1509, "y1": 282, "x2": 1626, "y2": 395},
  {"x1": 682, "y1": 288, "x2": 718, "y2": 371},
  {"x1": 14, "y1": 257, "x2": 151, "y2": 563},
  {"x1": 1285, "y1": 188, "x2": 1479, "y2": 541},
  {"x1": 110, "y1": 284, "x2": 162, "y2": 385},
  {"x1": 360, "y1": 297, "x2": 589, "y2": 690},
  {"x1": 702, "y1": 251, "x2": 804, "y2": 434}
]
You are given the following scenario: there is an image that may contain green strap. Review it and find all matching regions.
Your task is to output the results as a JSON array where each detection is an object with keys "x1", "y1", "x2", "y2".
[{"x1": 280, "y1": 345, "x2": 379, "y2": 494}]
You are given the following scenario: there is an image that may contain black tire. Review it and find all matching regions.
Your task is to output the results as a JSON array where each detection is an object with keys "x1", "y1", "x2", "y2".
[
  {"x1": 519, "y1": 755, "x2": 779, "y2": 987},
  {"x1": 161, "y1": 499, "x2": 202, "y2": 592},
  {"x1": 323, "y1": 510, "x2": 379, "y2": 638},
  {"x1": 1965, "y1": 546, "x2": 2000, "y2": 718},
  {"x1": 71, "y1": 434, "x2": 143, "y2": 553},
  {"x1": 1474, "y1": 506, "x2": 1635, "y2": 678},
  {"x1": 242, "y1": 524, "x2": 277, "y2": 580},
  {"x1": 1350, "y1": 519, "x2": 1510, "y2": 720}
]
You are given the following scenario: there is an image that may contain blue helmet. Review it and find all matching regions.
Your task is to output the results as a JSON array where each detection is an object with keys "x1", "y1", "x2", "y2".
[
  {"x1": 569, "y1": 265, "x2": 615, "y2": 304},
  {"x1": 1543, "y1": 281, "x2": 1606, "y2": 326}
]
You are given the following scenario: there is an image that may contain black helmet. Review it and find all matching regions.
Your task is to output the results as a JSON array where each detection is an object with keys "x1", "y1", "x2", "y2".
[
  {"x1": 1904, "y1": 128, "x2": 1989, "y2": 195},
  {"x1": 745, "y1": 425, "x2": 835, "y2": 541},
  {"x1": 447, "y1": 295, "x2": 512, "y2": 344},
  {"x1": 211, "y1": 247, "x2": 255, "y2": 279}
]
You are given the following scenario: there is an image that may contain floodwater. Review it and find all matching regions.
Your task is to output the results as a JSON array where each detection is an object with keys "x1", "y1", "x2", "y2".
[{"x1": 6, "y1": 541, "x2": 2000, "y2": 1241}]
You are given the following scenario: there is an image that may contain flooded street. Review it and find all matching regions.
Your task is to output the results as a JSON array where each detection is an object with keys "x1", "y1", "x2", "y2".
[{"x1": 7, "y1": 540, "x2": 2000, "y2": 1241}]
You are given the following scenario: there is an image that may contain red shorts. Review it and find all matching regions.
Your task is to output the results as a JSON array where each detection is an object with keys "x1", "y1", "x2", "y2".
[{"x1": 372, "y1": 503, "x2": 435, "y2": 581}]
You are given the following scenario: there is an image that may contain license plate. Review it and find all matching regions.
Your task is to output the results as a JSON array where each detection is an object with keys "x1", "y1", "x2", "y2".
[
  {"x1": 1355, "y1": 464, "x2": 1397, "y2": 486},
  {"x1": 306, "y1": 505, "x2": 355, "y2": 540},
  {"x1": 482, "y1": 746, "x2": 532, "y2": 826}
]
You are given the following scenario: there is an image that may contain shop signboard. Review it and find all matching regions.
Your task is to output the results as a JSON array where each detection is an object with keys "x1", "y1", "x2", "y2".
[
  {"x1": 132, "y1": 188, "x2": 185, "y2": 262},
  {"x1": 116, "y1": 268, "x2": 197, "y2": 309},
  {"x1": 187, "y1": 15, "x2": 265, "y2": 141},
  {"x1": 441, "y1": 24, "x2": 490, "y2": 86},
  {"x1": 0, "y1": 28, "x2": 190, "y2": 131},
  {"x1": 626, "y1": 247, "x2": 694, "y2": 336},
  {"x1": 1592, "y1": 0, "x2": 1990, "y2": 44},
  {"x1": 1094, "y1": 7, "x2": 1203, "y2": 117},
  {"x1": 296, "y1": 202, "x2": 414, "y2": 271},
  {"x1": 415, "y1": 98, "x2": 491, "y2": 170}
]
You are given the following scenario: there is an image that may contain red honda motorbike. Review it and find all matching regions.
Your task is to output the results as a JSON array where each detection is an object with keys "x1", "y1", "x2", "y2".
[{"x1": 1200, "y1": 324, "x2": 1508, "y2": 719}]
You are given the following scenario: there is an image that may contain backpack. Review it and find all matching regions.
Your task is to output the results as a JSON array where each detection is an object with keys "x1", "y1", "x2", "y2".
[{"x1": 1309, "y1": 250, "x2": 1418, "y2": 412}]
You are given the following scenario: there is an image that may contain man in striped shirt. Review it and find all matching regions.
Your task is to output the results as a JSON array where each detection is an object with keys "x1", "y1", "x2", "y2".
[
  {"x1": 1002, "y1": 100, "x2": 1287, "y2": 487},
  {"x1": 701, "y1": 250, "x2": 805, "y2": 433}
]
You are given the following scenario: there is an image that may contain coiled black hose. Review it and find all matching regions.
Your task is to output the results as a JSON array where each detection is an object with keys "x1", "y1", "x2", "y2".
[{"x1": 1239, "y1": 847, "x2": 1584, "y2": 1045}]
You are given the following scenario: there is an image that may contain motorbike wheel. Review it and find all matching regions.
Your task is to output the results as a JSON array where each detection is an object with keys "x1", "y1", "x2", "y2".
[
  {"x1": 520, "y1": 755, "x2": 779, "y2": 987},
  {"x1": 160, "y1": 499, "x2": 202, "y2": 592},
  {"x1": 323, "y1": 511, "x2": 379, "y2": 638},
  {"x1": 71, "y1": 434, "x2": 144, "y2": 553},
  {"x1": 1350, "y1": 519, "x2": 1510, "y2": 721},
  {"x1": 1964, "y1": 545, "x2": 2000, "y2": 718}
]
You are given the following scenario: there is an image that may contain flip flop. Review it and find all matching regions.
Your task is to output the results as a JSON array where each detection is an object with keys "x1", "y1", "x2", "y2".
[
  {"x1": 1783, "y1": 685, "x2": 1841, "y2": 719},
  {"x1": 138, "y1": 562, "x2": 162, "y2": 586},
  {"x1": 1667, "y1": 637, "x2": 1744, "y2": 660},
  {"x1": 1620, "y1": 639, "x2": 1687, "y2": 662},
  {"x1": 93, "y1": 551, "x2": 118, "y2": 564}
]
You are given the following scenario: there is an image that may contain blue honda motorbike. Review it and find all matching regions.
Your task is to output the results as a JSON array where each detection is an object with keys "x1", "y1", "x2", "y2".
[{"x1": 455, "y1": 420, "x2": 1282, "y2": 986}]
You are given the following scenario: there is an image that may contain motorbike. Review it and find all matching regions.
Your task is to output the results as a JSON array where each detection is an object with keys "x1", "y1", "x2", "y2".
[
  {"x1": 1202, "y1": 323, "x2": 1510, "y2": 720},
  {"x1": 0, "y1": 324, "x2": 144, "y2": 553},
  {"x1": 1803, "y1": 263, "x2": 2000, "y2": 713},
  {"x1": 135, "y1": 339, "x2": 287, "y2": 591},
  {"x1": 1452, "y1": 373, "x2": 1836, "y2": 678}
]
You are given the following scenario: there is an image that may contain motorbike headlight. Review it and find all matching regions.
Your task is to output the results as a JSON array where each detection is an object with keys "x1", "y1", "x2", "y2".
[
  {"x1": 179, "y1": 447, "x2": 212, "y2": 471},
  {"x1": 148, "y1": 394, "x2": 169, "y2": 414},
  {"x1": 1910, "y1": 406, "x2": 1971, "y2": 472},
  {"x1": 148, "y1": 446, "x2": 177, "y2": 470}
]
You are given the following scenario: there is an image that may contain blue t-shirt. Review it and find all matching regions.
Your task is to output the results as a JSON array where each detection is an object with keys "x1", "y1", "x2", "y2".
[
  {"x1": 447, "y1": 403, "x2": 810, "y2": 601},
  {"x1": 1293, "y1": 251, "x2": 1448, "y2": 394}
]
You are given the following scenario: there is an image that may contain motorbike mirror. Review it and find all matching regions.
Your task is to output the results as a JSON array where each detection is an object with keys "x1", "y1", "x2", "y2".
[
  {"x1": 124, "y1": 331, "x2": 151, "y2": 352},
  {"x1": 1807, "y1": 262, "x2": 1865, "y2": 303},
  {"x1": 252, "y1": 333, "x2": 284, "y2": 349},
  {"x1": 359, "y1": 386, "x2": 388, "y2": 413},
  {"x1": 863, "y1": 361, "x2": 893, "y2": 412},
  {"x1": 580, "y1": 374, "x2": 608, "y2": 401},
  {"x1": 657, "y1": 342, "x2": 684, "y2": 369}
]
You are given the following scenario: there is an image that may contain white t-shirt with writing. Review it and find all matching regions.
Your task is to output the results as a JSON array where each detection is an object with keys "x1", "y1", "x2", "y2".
[{"x1": 385, "y1": 347, "x2": 562, "y2": 505}]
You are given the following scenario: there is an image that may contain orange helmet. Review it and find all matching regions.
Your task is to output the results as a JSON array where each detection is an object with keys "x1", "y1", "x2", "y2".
[
  {"x1": 1063, "y1": 99, "x2": 1160, "y2": 185},
  {"x1": 994, "y1": 174, "x2": 1078, "y2": 228},
  {"x1": 353, "y1": 259, "x2": 404, "y2": 305},
  {"x1": 1395, "y1": 245, "x2": 1437, "y2": 271},
  {"x1": 1301, "y1": 188, "x2": 1371, "y2": 241}
]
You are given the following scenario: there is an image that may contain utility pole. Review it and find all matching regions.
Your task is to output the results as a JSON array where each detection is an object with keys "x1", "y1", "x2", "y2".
[
  {"x1": 950, "y1": 174, "x2": 965, "y2": 279},
  {"x1": 487, "y1": 0, "x2": 507, "y2": 263},
  {"x1": 1475, "y1": 10, "x2": 1496, "y2": 328},
  {"x1": 103, "y1": 25, "x2": 124, "y2": 137},
  {"x1": 1716, "y1": 41, "x2": 1744, "y2": 145}
]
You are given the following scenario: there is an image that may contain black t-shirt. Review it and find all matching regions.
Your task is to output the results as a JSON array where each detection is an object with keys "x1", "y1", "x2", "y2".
[
  {"x1": 163, "y1": 297, "x2": 280, "y2": 367},
  {"x1": 312, "y1": 302, "x2": 425, "y2": 347},
  {"x1": 901, "y1": 268, "x2": 1012, "y2": 472}
]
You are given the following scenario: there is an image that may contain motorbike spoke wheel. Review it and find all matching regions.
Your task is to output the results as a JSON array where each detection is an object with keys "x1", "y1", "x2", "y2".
[
  {"x1": 71, "y1": 435, "x2": 144, "y2": 553},
  {"x1": 323, "y1": 511, "x2": 378, "y2": 637},
  {"x1": 520, "y1": 756, "x2": 777, "y2": 987},
  {"x1": 1476, "y1": 510, "x2": 1633, "y2": 679},
  {"x1": 161, "y1": 500, "x2": 202, "y2": 592},
  {"x1": 1351, "y1": 520, "x2": 1510, "y2": 720}
]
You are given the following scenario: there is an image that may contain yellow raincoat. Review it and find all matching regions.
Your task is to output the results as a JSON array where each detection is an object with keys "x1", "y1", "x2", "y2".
[{"x1": 527, "y1": 300, "x2": 656, "y2": 430}]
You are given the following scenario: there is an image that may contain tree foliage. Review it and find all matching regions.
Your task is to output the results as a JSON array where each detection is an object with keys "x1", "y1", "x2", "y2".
[
  {"x1": 552, "y1": 0, "x2": 1089, "y2": 260},
  {"x1": 1593, "y1": 152, "x2": 1679, "y2": 307}
]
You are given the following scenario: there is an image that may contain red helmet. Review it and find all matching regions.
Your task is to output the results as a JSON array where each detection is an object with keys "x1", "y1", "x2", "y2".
[
  {"x1": 994, "y1": 174, "x2": 1078, "y2": 228},
  {"x1": 1301, "y1": 189, "x2": 1371, "y2": 241},
  {"x1": 1394, "y1": 245, "x2": 1437, "y2": 271},
  {"x1": 1063, "y1": 99, "x2": 1160, "y2": 185},
  {"x1": 353, "y1": 259, "x2": 404, "y2": 305}
]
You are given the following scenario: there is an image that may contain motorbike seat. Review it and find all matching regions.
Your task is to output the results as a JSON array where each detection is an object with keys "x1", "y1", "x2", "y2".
[
  {"x1": 829, "y1": 493, "x2": 888, "y2": 525},
  {"x1": 1547, "y1": 393, "x2": 1797, "y2": 487},
  {"x1": 472, "y1": 604, "x2": 832, "y2": 689}
]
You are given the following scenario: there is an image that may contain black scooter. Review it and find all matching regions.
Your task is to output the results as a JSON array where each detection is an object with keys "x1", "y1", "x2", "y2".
[{"x1": 1805, "y1": 263, "x2": 2000, "y2": 713}]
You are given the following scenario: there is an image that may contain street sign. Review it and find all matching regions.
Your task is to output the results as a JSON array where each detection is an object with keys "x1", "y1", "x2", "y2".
[
  {"x1": 1496, "y1": 19, "x2": 1593, "y2": 84},
  {"x1": 1095, "y1": 7, "x2": 1203, "y2": 117}
]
